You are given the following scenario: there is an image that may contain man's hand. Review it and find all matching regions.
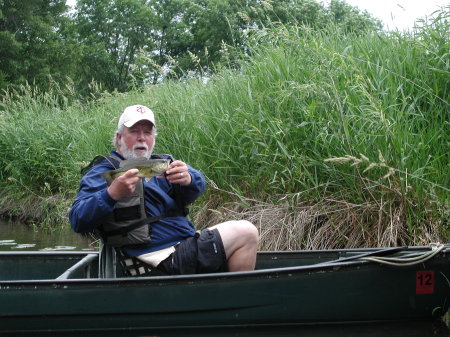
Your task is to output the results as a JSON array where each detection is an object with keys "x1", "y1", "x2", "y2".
[
  {"x1": 107, "y1": 169, "x2": 140, "y2": 200},
  {"x1": 165, "y1": 160, "x2": 192, "y2": 186}
]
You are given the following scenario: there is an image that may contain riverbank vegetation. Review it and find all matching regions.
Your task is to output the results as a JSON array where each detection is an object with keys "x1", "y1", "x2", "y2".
[{"x1": 0, "y1": 6, "x2": 448, "y2": 250}]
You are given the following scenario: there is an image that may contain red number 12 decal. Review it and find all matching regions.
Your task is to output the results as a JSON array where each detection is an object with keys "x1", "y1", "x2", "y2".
[{"x1": 416, "y1": 270, "x2": 434, "y2": 294}]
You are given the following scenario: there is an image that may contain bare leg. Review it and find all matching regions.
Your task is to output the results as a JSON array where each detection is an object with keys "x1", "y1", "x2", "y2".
[{"x1": 210, "y1": 220, "x2": 259, "y2": 271}]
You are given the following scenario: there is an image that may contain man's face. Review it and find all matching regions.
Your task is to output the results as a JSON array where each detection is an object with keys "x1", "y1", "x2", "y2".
[{"x1": 117, "y1": 120, "x2": 155, "y2": 159}]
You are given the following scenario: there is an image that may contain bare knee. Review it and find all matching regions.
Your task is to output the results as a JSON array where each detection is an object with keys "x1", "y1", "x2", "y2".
[
  {"x1": 211, "y1": 220, "x2": 259, "y2": 252},
  {"x1": 235, "y1": 220, "x2": 259, "y2": 245},
  {"x1": 214, "y1": 220, "x2": 258, "y2": 271}
]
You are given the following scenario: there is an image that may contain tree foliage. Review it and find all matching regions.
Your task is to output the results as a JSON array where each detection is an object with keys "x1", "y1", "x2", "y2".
[
  {"x1": 0, "y1": 0, "x2": 78, "y2": 92},
  {"x1": 0, "y1": 0, "x2": 382, "y2": 95}
]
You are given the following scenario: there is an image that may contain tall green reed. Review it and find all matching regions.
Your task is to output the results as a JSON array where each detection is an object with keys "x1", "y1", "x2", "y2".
[{"x1": 151, "y1": 21, "x2": 448, "y2": 238}]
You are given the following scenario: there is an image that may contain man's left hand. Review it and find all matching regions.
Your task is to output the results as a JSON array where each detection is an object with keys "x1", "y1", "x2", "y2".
[{"x1": 165, "y1": 160, "x2": 192, "y2": 186}]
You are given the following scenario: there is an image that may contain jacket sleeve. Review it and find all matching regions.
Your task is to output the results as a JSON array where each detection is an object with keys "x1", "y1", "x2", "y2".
[
  {"x1": 178, "y1": 165, "x2": 206, "y2": 205},
  {"x1": 69, "y1": 165, "x2": 116, "y2": 233}
]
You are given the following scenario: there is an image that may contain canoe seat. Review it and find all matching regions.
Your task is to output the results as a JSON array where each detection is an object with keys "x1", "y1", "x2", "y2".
[
  {"x1": 99, "y1": 243, "x2": 166, "y2": 278},
  {"x1": 114, "y1": 248, "x2": 166, "y2": 277}
]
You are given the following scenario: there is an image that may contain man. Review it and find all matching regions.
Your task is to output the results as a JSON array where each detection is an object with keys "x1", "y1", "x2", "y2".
[{"x1": 69, "y1": 105, "x2": 259, "y2": 275}]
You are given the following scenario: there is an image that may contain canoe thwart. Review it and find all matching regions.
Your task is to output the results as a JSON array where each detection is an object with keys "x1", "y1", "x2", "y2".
[{"x1": 55, "y1": 253, "x2": 97, "y2": 280}]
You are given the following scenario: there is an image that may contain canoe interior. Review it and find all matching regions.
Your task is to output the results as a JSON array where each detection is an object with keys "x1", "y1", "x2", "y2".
[
  {"x1": 0, "y1": 251, "x2": 100, "y2": 281},
  {"x1": 0, "y1": 245, "x2": 444, "y2": 281}
]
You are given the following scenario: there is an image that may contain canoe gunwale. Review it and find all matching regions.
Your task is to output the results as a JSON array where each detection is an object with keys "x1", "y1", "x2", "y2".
[{"x1": 0, "y1": 244, "x2": 442, "y2": 257}]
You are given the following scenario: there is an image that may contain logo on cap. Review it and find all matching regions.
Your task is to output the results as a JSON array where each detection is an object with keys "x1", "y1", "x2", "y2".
[{"x1": 136, "y1": 106, "x2": 146, "y2": 114}]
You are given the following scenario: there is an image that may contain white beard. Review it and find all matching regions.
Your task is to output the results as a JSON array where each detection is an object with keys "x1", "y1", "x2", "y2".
[{"x1": 119, "y1": 141, "x2": 155, "y2": 159}]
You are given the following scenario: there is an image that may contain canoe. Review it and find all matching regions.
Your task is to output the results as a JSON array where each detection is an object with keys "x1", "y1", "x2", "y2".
[{"x1": 0, "y1": 244, "x2": 449, "y2": 333}]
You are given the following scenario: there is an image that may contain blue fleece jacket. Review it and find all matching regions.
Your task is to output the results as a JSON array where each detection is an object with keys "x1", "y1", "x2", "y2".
[{"x1": 69, "y1": 151, "x2": 206, "y2": 256}]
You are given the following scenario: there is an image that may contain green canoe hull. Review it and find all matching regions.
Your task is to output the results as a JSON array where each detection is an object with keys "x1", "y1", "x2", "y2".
[{"x1": 0, "y1": 245, "x2": 448, "y2": 333}]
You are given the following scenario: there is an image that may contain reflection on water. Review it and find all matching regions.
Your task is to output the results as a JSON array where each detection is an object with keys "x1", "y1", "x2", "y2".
[{"x1": 0, "y1": 219, "x2": 95, "y2": 251}]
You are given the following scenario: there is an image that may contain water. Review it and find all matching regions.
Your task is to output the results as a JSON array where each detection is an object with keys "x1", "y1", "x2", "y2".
[
  {"x1": 0, "y1": 219, "x2": 95, "y2": 251},
  {"x1": 1, "y1": 220, "x2": 449, "y2": 337}
]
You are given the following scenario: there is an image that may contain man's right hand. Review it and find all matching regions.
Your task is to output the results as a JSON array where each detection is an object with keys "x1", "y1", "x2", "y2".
[{"x1": 107, "y1": 169, "x2": 140, "y2": 200}]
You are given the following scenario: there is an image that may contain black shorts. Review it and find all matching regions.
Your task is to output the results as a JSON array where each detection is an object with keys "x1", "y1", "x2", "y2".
[{"x1": 158, "y1": 228, "x2": 227, "y2": 275}]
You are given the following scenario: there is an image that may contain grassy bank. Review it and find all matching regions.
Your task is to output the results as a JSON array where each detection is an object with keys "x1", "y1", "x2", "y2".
[{"x1": 0, "y1": 14, "x2": 448, "y2": 249}]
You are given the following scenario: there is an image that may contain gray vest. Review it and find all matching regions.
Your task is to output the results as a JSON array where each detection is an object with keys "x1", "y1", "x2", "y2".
[
  {"x1": 102, "y1": 177, "x2": 150, "y2": 247},
  {"x1": 101, "y1": 157, "x2": 150, "y2": 247}
]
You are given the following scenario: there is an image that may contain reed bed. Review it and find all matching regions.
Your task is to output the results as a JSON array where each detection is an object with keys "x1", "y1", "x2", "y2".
[{"x1": 0, "y1": 13, "x2": 448, "y2": 248}]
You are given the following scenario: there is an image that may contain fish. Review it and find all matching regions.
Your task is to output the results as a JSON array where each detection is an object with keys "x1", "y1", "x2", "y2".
[{"x1": 101, "y1": 158, "x2": 170, "y2": 184}]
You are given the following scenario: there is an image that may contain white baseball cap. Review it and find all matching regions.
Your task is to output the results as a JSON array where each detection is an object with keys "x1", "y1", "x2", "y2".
[{"x1": 118, "y1": 105, "x2": 156, "y2": 129}]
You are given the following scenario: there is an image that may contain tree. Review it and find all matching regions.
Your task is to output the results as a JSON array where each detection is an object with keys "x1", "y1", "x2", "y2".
[
  {"x1": 326, "y1": 0, "x2": 382, "y2": 33},
  {"x1": 0, "y1": 0, "x2": 382, "y2": 95},
  {"x1": 0, "y1": 0, "x2": 78, "y2": 92},
  {"x1": 74, "y1": 0, "x2": 157, "y2": 91},
  {"x1": 132, "y1": 0, "x2": 191, "y2": 84}
]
